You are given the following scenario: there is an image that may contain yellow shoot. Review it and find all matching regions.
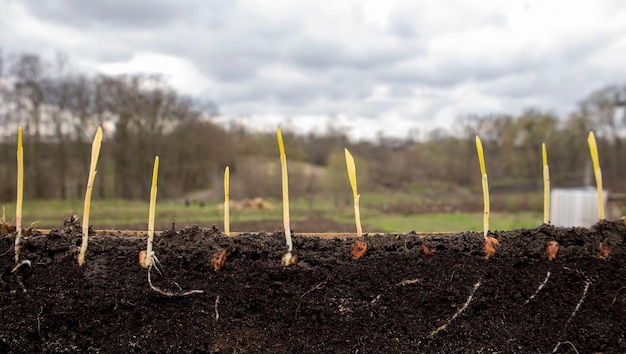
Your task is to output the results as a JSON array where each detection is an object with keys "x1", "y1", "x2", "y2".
[
  {"x1": 476, "y1": 135, "x2": 486, "y2": 176},
  {"x1": 587, "y1": 131, "x2": 605, "y2": 220},
  {"x1": 277, "y1": 128, "x2": 294, "y2": 265},
  {"x1": 14, "y1": 127, "x2": 23, "y2": 263},
  {"x1": 142, "y1": 156, "x2": 159, "y2": 268},
  {"x1": 475, "y1": 136, "x2": 489, "y2": 238},
  {"x1": 224, "y1": 166, "x2": 230, "y2": 236},
  {"x1": 78, "y1": 127, "x2": 103, "y2": 266},
  {"x1": 344, "y1": 149, "x2": 362, "y2": 236},
  {"x1": 542, "y1": 143, "x2": 550, "y2": 224}
]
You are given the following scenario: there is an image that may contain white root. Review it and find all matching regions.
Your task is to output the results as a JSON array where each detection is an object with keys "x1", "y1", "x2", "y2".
[
  {"x1": 550, "y1": 280, "x2": 591, "y2": 353},
  {"x1": 214, "y1": 295, "x2": 220, "y2": 321},
  {"x1": 11, "y1": 259, "x2": 31, "y2": 273},
  {"x1": 525, "y1": 271, "x2": 551, "y2": 304},
  {"x1": 151, "y1": 254, "x2": 163, "y2": 275},
  {"x1": 10, "y1": 260, "x2": 31, "y2": 293},
  {"x1": 301, "y1": 280, "x2": 328, "y2": 298},
  {"x1": 566, "y1": 279, "x2": 591, "y2": 326},
  {"x1": 552, "y1": 340, "x2": 580, "y2": 354},
  {"x1": 612, "y1": 286, "x2": 626, "y2": 304},
  {"x1": 396, "y1": 278, "x2": 420, "y2": 287},
  {"x1": 429, "y1": 280, "x2": 481, "y2": 337},
  {"x1": 37, "y1": 306, "x2": 43, "y2": 338},
  {"x1": 147, "y1": 255, "x2": 204, "y2": 297}
]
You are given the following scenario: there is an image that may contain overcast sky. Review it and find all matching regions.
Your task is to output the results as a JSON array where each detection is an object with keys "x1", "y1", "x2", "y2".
[{"x1": 1, "y1": 0, "x2": 626, "y2": 140}]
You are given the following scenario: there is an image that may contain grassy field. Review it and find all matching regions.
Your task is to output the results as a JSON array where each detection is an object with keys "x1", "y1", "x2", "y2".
[
  {"x1": 359, "y1": 212, "x2": 542, "y2": 232},
  {"x1": 1, "y1": 195, "x2": 543, "y2": 233}
]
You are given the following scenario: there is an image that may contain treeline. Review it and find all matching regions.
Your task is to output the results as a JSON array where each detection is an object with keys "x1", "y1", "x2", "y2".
[
  {"x1": 248, "y1": 86, "x2": 626, "y2": 203},
  {"x1": 0, "y1": 52, "x2": 227, "y2": 200},
  {"x1": 1, "y1": 52, "x2": 625, "y2": 202}
]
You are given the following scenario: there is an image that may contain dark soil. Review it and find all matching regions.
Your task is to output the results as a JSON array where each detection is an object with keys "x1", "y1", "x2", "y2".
[{"x1": 1, "y1": 219, "x2": 625, "y2": 353}]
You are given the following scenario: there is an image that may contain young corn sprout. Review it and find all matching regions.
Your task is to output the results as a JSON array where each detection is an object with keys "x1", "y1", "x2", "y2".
[
  {"x1": 224, "y1": 166, "x2": 230, "y2": 236},
  {"x1": 542, "y1": 144, "x2": 560, "y2": 261},
  {"x1": 542, "y1": 143, "x2": 550, "y2": 224},
  {"x1": 345, "y1": 148, "x2": 366, "y2": 259},
  {"x1": 78, "y1": 127, "x2": 103, "y2": 266},
  {"x1": 14, "y1": 127, "x2": 23, "y2": 263},
  {"x1": 138, "y1": 157, "x2": 203, "y2": 297},
  {"x1": 140, "y1": 156, "x2": 159, "y2": 268},
  {"x1": 588, "y1": 132, "x2": 612, "y2": 259},
  {"x1": 344, "y1": 149, "x2": 363, "y2": 237},
  {"x1": 475, "y1": 136, "x2": 489, "y2": 236},
  {"x1": 277, "y1": 128, "x2": 296, "y2": 266},
  {"x1": 587, "y1": 131, "x2": 605, "y2": 220},
  {"x1": 475, "y1": 136, "x2": 498, "y2": 258}
]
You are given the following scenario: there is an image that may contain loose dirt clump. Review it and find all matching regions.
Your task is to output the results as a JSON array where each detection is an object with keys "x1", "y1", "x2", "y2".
[{"x1": 1, "y1": 220, "x2": 625, "y2": 353}]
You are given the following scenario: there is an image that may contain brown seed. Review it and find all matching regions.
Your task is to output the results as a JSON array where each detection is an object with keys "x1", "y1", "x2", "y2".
[
  {"x1": 351, "y1": 240, "x2": 367, "y2": 259},
  {"x1": 211, "y1": 250, "x2": 227, "y2": 271},
  {"x1": 484, "y1": 237, "x2": 499, "y2": 258},
  {"x1": 281, "y1": 252, "x2": 297, "y2": 266},
  {"x1": 596, "y1": 242, "x2": 611, "y2": 259},
  {"x1": 138, "y1": 250, "x2": 148, "y2": 268},
  {"x1": 422, "y1": 244, "x2": 436, "y2": 257},
  {"x1": 545, "y1": 241, "x2": 559, "y2": 261}
]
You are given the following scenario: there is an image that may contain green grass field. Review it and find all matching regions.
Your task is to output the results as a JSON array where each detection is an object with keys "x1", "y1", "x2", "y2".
[
  {"x1": 1, "y1": 196, "x2": 543, "y2": 233},
  {"x1": 360, "y1": 212, "x2": 542, "y2": 232}
]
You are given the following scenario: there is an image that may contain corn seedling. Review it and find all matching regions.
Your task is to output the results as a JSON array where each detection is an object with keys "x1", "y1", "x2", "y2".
[
  {"x1": 78, "y1": 127, "x2": 103, "y2": 266},
  {"x1": 277, "y1": 128, "x2": 296, "y2": 266},
  {"x1": 139, "y1": 156, "x2": 159, "y2": 268},
  {"x1": 588, "y1": 132, "x2": 610, "y2": 259},
  {"x1": 344, "y1": 149, "x2": 363, "y2": 237},
  {"x1": 476, "y1": 136, "x2": 498, "y2": 258},
  {"x1": 587, "y1": 131, "x2": 604, "y2": 220},
  {"x1": 475, "y1": 136, "x2": 489, "y2": 236},
  {"x1": 542, "y1": 146, "x2": 558, "y2": 262},
  {"x1": 138, "y1": 156, "x2": 203, "y2": 296},
  {"x1": 14, "y1": 127, "x2": 23, "y2": 263},
  {"x1": 224, "y1": 166, "x2": 230, "y2": 236},
  {"x1": 542, "y1": 143, "x2": 550, "y2": 224}
]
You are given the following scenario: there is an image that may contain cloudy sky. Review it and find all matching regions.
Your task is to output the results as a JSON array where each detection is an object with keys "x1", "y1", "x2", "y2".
[{"x1": 1, "y1": 0, "x2": 626, "y2": 140}]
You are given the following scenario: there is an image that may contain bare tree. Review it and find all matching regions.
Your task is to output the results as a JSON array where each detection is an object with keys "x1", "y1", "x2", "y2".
[{"x1": 11, "y1": 54, "x2": 48, "y2": 198}]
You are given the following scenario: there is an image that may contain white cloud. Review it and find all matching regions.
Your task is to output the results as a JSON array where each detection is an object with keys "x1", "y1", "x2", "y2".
[
  {"x1": 94, "y1": 52, "x2": 214, "y2": 96},
  {"x1": 2, "y1": 0, "x2": 626, "y2": 140}
]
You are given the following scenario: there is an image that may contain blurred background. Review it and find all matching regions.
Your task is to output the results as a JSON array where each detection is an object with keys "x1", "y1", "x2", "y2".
[{"x1": 1, "y1": 1, "x2": 625, "y2": 232}]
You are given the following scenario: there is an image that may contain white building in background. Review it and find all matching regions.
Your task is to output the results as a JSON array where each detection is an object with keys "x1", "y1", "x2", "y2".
[{"x1": 550, "y1": 188, "x2": 608, "y2": 227}]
